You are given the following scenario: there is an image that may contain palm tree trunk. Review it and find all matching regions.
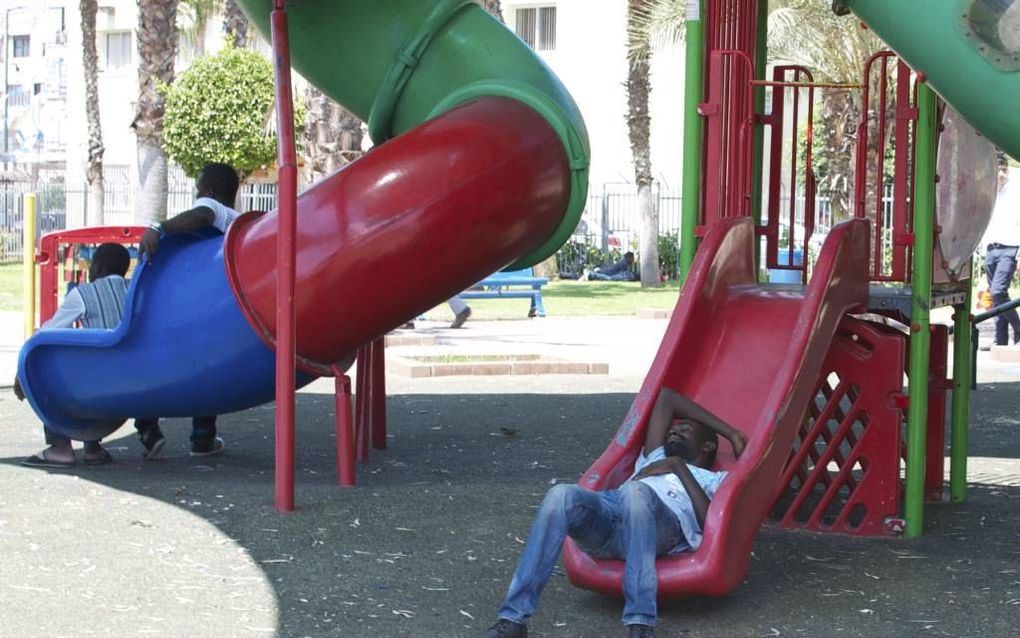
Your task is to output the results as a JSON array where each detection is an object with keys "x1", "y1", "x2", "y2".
[
  {"x1": 301, "y1": 86, "x2": 364, "y2": 184},
  {"x1": 223, "y1": 0, "x2": 249, "y2": 48},
  {"x1": 132, "y1": 0, "x2": 179, "y2": 223},
  {"x1": 818, "y1": 88, "x2": 857, "y2": 223},
  {"x1": 627, "y1": 0, "x2": 660, "y2": 287},
  {"x1": 481, "y1": 0, "x2": 504, "y2": 22},
  {"x1": 80, "y1": 0, "x2": 104, "y2": 225}
]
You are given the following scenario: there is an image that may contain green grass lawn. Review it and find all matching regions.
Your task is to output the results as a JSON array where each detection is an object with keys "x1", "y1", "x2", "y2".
[
  {"x1": 425, "y1": 280, "x2": 683, "y2": 321},
  {"x1": 8, "y1": 258, "x2": 1020, "y2": 322},
  {"x1": 0, "y1": 263, "x2": 26, "y2": 311},
  {"x1": 0, "y1": 262, "x2": 682, "y2": 318}
]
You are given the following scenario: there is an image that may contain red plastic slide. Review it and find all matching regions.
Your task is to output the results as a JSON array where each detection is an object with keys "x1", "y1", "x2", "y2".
[{"x1": 564, "y1": 216, "x2": 871, "y2": 597}]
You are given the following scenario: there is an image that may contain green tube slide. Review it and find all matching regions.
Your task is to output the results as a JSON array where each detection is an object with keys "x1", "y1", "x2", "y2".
[
  {"x1": 846, "y1": 0, "x2": 1020, "y2": 161},
  {"x1": 237, "y1": 0, "x2": 590, "y2": 269}
]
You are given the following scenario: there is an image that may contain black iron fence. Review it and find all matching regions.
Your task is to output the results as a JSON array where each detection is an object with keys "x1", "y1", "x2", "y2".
[
  {"x1": 0, "y1": 165, "x2": 279, "y2": 263},
  {"x1": 1, "y1": 171, "x2": 873, "y2": 276}
]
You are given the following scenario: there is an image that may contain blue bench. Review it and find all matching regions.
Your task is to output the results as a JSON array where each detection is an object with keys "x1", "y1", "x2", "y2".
[{"x1": 460, "y1": 267, "x2": 549, "y2": 317}]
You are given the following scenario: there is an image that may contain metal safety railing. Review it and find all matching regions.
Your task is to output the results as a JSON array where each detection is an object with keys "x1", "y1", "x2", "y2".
[{"x1": 968, "y1": 297, "x2": 1020, "y2": 390}]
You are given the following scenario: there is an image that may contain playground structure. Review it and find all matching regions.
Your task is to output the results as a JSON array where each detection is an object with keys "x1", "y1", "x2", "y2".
[
  {"x1": 18, "y1": 0, "x2": 589, "y2": 507},
  {"x1": 564, "y1": 0, "x2": 1012, "y2": 597},
  {"x1": 13, "y1": 0, "x2": 1015, "y2": 601}
]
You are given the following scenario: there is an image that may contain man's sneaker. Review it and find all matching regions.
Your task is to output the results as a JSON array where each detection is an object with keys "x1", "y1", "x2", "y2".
[
  {"x1": 190, "y1": 436, "x2": 225, "y2": 457},
  {"x1": 451, "y1": 307, "x2": 472, "y2": 329},
  {"x1": 628, "y1": 624, "x2": 655, "y2": 638},
  {"x1": 139, "y1": 428, "x2": 166, "y2": 460},
  {"x1": 482, "y1": 619, "x2": 527, "y2": 638}
]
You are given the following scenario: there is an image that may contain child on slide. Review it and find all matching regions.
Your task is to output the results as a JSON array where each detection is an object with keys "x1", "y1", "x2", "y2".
[{"x1": 15, "y1": 243, "x2": 143, "y2": 468}]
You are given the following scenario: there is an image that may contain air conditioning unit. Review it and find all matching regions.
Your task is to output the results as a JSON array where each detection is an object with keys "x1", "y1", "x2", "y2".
[{"x1": 53, "y1": 31, "x2": 67, "y2": 45}]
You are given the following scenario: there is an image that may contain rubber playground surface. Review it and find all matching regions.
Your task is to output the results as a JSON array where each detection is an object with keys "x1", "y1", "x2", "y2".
[{"x1": 1, "y1": 317, "x2": 1018, "y2": 637}]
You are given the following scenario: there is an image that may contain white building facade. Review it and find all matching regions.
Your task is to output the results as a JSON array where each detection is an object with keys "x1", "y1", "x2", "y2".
[
  {"x1": 0, "y1": 0, "x2": 69, "y2": 171},
  {"x1": 503, "y1": 1, "x2": 687, "y2": 193},
  {"x1": 46, "y1": 1, "x2": 687, "y2": 229}
]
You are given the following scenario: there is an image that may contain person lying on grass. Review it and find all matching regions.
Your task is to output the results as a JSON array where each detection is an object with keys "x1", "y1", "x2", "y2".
[{"x1": 483, "y1": 387, "x2": 747, "y2": 638}]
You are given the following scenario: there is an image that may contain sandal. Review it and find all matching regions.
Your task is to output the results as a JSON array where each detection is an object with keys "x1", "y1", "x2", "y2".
[
  {"x1": 22, "y1": 452, "x2": 76, "y2": 469},
  {"x1": 82, "y1": 449, "x2": 113, "y2": 466}
]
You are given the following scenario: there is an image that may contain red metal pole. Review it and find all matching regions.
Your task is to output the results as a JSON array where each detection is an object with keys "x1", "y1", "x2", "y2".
[
  {"x1": 356, "y1": 346, "x2": 371, "y2": 462},
  {"x1": 334, "y1": 369, "x2": 355, "y2": 486},
  {"x1": 270, "y1": 2, "x2": 298, "y2": 512},
  {"x1": 370, "y1": 337, "x2": 387, "y2": 450}
]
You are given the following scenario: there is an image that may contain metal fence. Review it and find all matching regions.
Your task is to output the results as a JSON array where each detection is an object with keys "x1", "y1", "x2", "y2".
[
  {"x1": 0, "y1": 164, "x2": 281, "y2": 263},
  {"x1": 0, "y1": 169, "x2": 893, "y2": 273}
]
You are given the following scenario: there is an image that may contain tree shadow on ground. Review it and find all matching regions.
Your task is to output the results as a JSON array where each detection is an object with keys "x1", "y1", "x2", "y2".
[{"x1": 2, "y1": 387, "x2": 1018, "y2": 637}]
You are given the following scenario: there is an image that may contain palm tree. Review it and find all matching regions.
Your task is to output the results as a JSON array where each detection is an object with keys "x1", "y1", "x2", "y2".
[
  {"x1": 80, "y1": 0, "x2": 104, "y2": 225},
  {"x1": 223, "y1": 0, "x2": 248, "y2": 48},
  {"x1": 480, "y1": 0, "x2": 504, "y2": 20},
  {"x1": 627, "y1": 0, "x2": 661, "y2": 287},
  {"x1": 178, "y1": 0, "x2": 219, "y2": 58},
  {"x1": 768, "y1": 0, "x2": 885, "y2": 222},
  {"x1": 301, "y1": 89, "x2": 365, "y2": 184},
  {"x1": 132, "y1": 0, "x2": 179, "y2": 224}
]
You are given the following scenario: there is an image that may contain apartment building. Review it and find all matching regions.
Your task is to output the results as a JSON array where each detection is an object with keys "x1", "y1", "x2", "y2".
[
  {"x1": 0, "y1": 0, "x2": 68, "y2": 170},
  {"x1": 53, "y1": 1, "x2": 687, "y2": 226}
]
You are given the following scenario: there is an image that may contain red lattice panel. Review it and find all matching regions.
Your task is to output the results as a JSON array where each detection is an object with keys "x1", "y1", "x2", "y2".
[{"x1": 769, "y1": 317, "x2": 905, "y2": 535}]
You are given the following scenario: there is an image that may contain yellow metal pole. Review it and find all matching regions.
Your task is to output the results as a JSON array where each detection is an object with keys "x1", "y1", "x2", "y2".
[{"x1": 22, "y1": 193, "x2": 36, "y2": 339}]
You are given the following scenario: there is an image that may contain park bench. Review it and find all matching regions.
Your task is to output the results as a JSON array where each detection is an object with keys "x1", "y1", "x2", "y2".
[{"x1": 460, "y1": 267, "x2": 548, "y2": 317}]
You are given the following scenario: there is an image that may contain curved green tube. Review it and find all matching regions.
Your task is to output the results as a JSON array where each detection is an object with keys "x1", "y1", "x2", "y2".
[
  {"x1": 846, "y1": 0, "x2": 1020, "y2": 161},
  {"x1": 237, "y1": 0, "x2": 590, "y2": 269}
]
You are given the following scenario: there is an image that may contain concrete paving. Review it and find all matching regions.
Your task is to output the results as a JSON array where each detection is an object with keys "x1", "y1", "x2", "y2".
[{"x1": 1, "y1": 311, "x2": 1018, "y2": 637}]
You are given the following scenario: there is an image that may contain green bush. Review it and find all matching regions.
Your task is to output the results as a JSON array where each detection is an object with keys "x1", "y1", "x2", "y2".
[
  {"x1": 556, "y1": 240, "x2": 625, "y2": 276},
  {"x1": 161, "y1": 43, "x2": 306, "y2": 178},
  {"x1": 658, "y1": 233, "x2": 680, "y2": 279},
  {"x1": 557, "y1": 236, "x2": 682, "y2": 279}
]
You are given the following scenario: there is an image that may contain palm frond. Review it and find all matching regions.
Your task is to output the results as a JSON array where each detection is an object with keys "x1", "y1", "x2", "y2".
[
  {"x1": 767, "y1": 1, "x2": 884, "y2": 82},
  {"x1": 178, "y1": 0, "x2": 223, "y2": 49},
  {"x1": 626, "y1": 0, "x2": 686, "y2": 62}
]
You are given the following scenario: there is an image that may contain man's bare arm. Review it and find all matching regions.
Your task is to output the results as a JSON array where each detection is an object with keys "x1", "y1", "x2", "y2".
[
  {"x1": 644, "y1": 387, "x2": 747, "y2": 457},
  {"x1": 673, "y1": 461, "x2": 711, "y2": 528},
  {"x1": 633, "y1": 457, "x2": 711, "y2": 528},
  {"x1": 138, "y1": 206, "x2": 216, "y2": 263},
  {"x1": 644, "y1": 387, "x2": 681, "y2": 455}
]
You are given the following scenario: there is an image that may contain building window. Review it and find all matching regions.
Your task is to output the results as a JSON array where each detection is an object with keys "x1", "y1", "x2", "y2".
[
  {"x1": 12, "y1": 35, "x2": 30, "y2": 58},
  {"x1": 104, "y1": 32, "x2": 132, "y2": 70},
  {"x1": 515, "y1": 6, "x2": 557, "y2": 51},
  {"x1": 49, "y1": 7, "x2": 67, "y2": 44}
]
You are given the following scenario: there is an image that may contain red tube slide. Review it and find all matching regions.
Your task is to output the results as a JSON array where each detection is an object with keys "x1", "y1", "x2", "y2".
[{"x1": 224, "y1": 97, "x2": 570, "y2": 374}]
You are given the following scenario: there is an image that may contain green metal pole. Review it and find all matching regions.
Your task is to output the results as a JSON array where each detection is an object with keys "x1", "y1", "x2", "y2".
[
  {"x1": 904, "y1": 81, "x2": 937, "y2": 538},
  {"x1": 751, "y1": 0, "x2": 768, "y2": 273},
  {"x1": 950, "y1": 286, "x2": 973, "y2": 501},
  {"x1": 679, "y1": 0, "x2": 705, "y2": 282}
]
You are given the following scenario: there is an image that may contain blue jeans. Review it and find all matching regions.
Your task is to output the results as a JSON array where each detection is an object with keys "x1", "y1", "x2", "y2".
[
  {"x1": 43, "y1": 420, "x2": 151, "y2": 449},
  {"x1": 190, "y1": 416, "x2": 218, "y2": 442},
  {"x1": 986, "y1": 246, "x2": 1020, "y2": 346},
  {"x1": 43, "y1": 426, "x2": 100, "y2": 449},
  {"x1": 498, "y1": 482, "x2": 683, "y2": 627},
  {"x1": 135, "y1": 417, "x2": 218, "y2": 442}
]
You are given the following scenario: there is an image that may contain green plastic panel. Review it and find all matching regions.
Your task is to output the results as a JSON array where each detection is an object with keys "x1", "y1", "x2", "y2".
[{"x1": 237, "y1": 0, "x2": 590, "y2": 269}]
